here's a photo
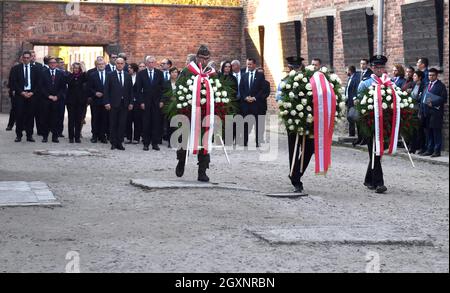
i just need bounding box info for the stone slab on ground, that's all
[0,181,60,207]
[33,149,104,157]
[266,192,309,199]
[250,225,434,246]
[130,179,258,192]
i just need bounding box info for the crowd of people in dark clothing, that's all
[344,57,447,157]
[6,50,271,151]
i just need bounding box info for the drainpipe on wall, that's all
[377,0,384,55]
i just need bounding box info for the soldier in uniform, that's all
[175,45,213,182]
[357,55,389,194]
[278,57,315,193]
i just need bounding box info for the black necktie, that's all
[250,72,254,89]
[165,71,169,81]
[118,72,123,87]
[149,70,153,84]
[24,65,29,87]
[51,70,55,84]
[100,71,104,85]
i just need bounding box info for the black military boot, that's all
[176,149,187,178]
[197,153,210,182]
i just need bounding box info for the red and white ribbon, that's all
[310,71,336,174]
[371,73,400,156]
[187,61,215,155]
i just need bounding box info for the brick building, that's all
[0,0,448,147]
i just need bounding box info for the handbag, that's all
[347,107,359,123]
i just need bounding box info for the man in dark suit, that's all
[360,59,373,82]
[136,55,165,151]
[344,66,361,138]
[239,58,266,147]
[55,57,68,138]
[104,57,134,151]
[420,68,448,157]
[88,59,109,144]
[417,57,430,86]
[105,53,118,73]
[9,51,41,142]
[40,57,67,143]
[256,67,270,144]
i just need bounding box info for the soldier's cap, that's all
[286,56,304,66]
[369,55,388,66]
[197,45,211,57]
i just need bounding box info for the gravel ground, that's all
[0,113,448,273]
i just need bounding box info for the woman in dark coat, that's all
[66,62,88,143]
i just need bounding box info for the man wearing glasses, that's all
[106,53,118,73]
[9,51,41,142]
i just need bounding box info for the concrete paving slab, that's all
[266,192,309,199]
[130,179,258,192]
[250,225,434,246]
[33,149,104,157]
[0,181,60,207]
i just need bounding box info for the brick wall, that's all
[242,0,449,148]
[0,1,243,112]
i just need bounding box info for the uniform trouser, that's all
[41,99,59,139]
[176,149,210,169]
[7,95,16,128]
[109,104,128,146]
[126,107,143,142]
[365,137,384,187]
[143,105,161,147]
[66,103,85,140]
[15,94,35,138]
[91,103,108,140]
[288,133,315,187]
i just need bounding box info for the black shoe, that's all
[52,138,60,143]
[198,172,210,183]
[6,126,13,131]
[176,161,185,178]
[117,144,125,151]
[69,139,74,143]
[168,144,172,149]
[352,139,362,147]
[125,140,132,145]
[15,137,22,142]
[152,145,160,151]
[293,184,303,193]
[143,146,150,151]
[132,140,140,145]
[431,152,441,158]
[364,182,376,190]
[75,139,81,143]
[376,185,387,194]
[359,140,368,146]
[100,139,108,144]
[42,137,48,143]
[417,150,426,155]
[111,145,116,150]
[421,152,433,157]
[59,134,65,138]
[27,137,35,142]
[91,137,98,143]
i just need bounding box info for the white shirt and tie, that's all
[23,64,31,90]
[163,71,170,81]
[116,70,124,87]
[147,69,154,83]
[110,64,116,72]
[248,70,255,89]
[98,70,106,85]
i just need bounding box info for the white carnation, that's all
[297,74,304,79]
[200,99,206,105]
[409,104,414,109]
[215,92,222,97]
[320,67,328,73]
[186,94,192,100]
[222,91,228,97]
[290,110,297,116]
[305,83,312,91]
[176,104,182,109]
[189,86,194,91]
[178,96,185,101]
[301,99,308,106]
[306,106,312,112]
[306,65,315,71]
[201,90,207,95]
[289,92,296,98]
[188,100,192,105]
[386,96,392,102]
[177,91,182,95]
[368,105,374,110]
[296,104,303,111]
[294,76,300,82]
[280,82,286,89]
[215,98,221,103]
[382,103,388,110]
[299,91,305,97]
[295,119,300,125]
[183,88,188,93]
[289,125,295,131]
[183,102,188,107]
[286,84,292,90]
[293,82,300,88]
[187,80,193,86]
[330,74,338,82]
[288,119,293,124]
[367,98,374,104]
[339,102,346,110]
[307,91,313,96]
[299,112,304,118]
[302,78,308,83]
[361,109,366,114]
